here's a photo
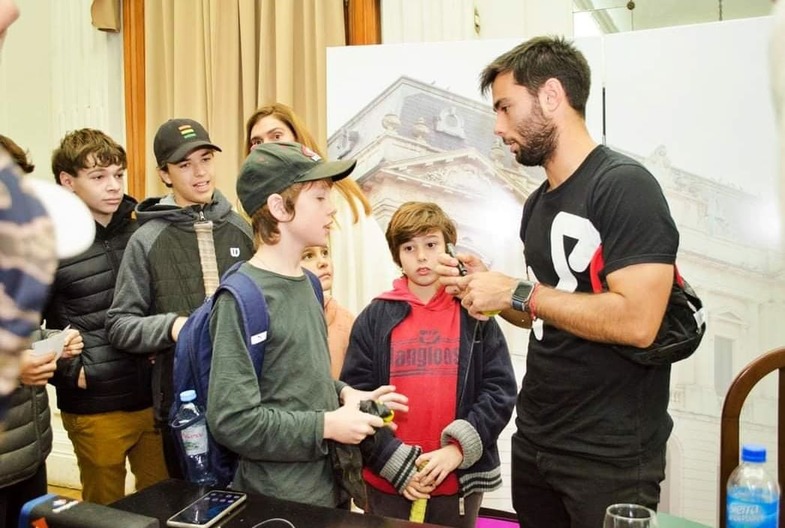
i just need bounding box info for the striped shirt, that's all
[0,150,56,395]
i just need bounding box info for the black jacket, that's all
[0,383,51,488]
[44,196,153,414]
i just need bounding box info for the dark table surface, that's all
[112,479,446,528]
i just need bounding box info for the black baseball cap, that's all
[153,118,221,168]
[237,142,356,217]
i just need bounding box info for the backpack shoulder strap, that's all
[303,268,324,308]
[217,269,269,379]
[211,267,321,381]
[589,247,684,294]
[588,245,606,293]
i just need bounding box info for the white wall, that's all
[0,0,125,490]
[0,0,125,183]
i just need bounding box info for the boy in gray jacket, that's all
[106,118,254,478]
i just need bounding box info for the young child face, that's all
[160,148,217,207]
[59,156,124,226]
[287,180,336,249]
[300,245,333,292]
[398,229,446,294]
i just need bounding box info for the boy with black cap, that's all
[206,142,408,507]
[106,118,254,478]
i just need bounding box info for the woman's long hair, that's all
[244,103,372,223]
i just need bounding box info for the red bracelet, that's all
[529,283,540,321]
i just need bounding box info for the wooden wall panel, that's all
[345,0,381,45]
[123,0,146,201]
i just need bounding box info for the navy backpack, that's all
[170,262,323,487]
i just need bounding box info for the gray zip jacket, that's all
[106,190,253,422]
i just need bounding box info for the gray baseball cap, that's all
[237,142,356,217]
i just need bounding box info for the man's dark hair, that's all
[479,36,591,118]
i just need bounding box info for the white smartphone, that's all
[166,490,247,528]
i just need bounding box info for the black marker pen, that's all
[446,243,467,276]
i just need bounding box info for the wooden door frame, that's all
[345,0,382,45]
[122,0,381,198]
[122,0,146,201]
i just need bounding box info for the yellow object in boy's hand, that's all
[410,497,427,523]
[380,404,394,424]
[482,310,501,317]
[359,400,394,424]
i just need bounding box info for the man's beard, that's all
[514,103,557,167]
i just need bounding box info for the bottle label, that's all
[181,424,208,456]
[727,497,779,527]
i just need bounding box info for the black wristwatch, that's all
[511,280,535,313]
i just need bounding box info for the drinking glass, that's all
[603,503,659,528]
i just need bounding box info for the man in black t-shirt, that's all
[437,36,679,528]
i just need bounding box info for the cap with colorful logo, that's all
[237,142,356,218]
[153,118,222,168]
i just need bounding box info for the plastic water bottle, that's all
[174,390,217,486]
[727,444,780,527]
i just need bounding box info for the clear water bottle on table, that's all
[727,444,780,527]
[174,389,217,486]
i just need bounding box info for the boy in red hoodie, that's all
[340,201,517,528]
